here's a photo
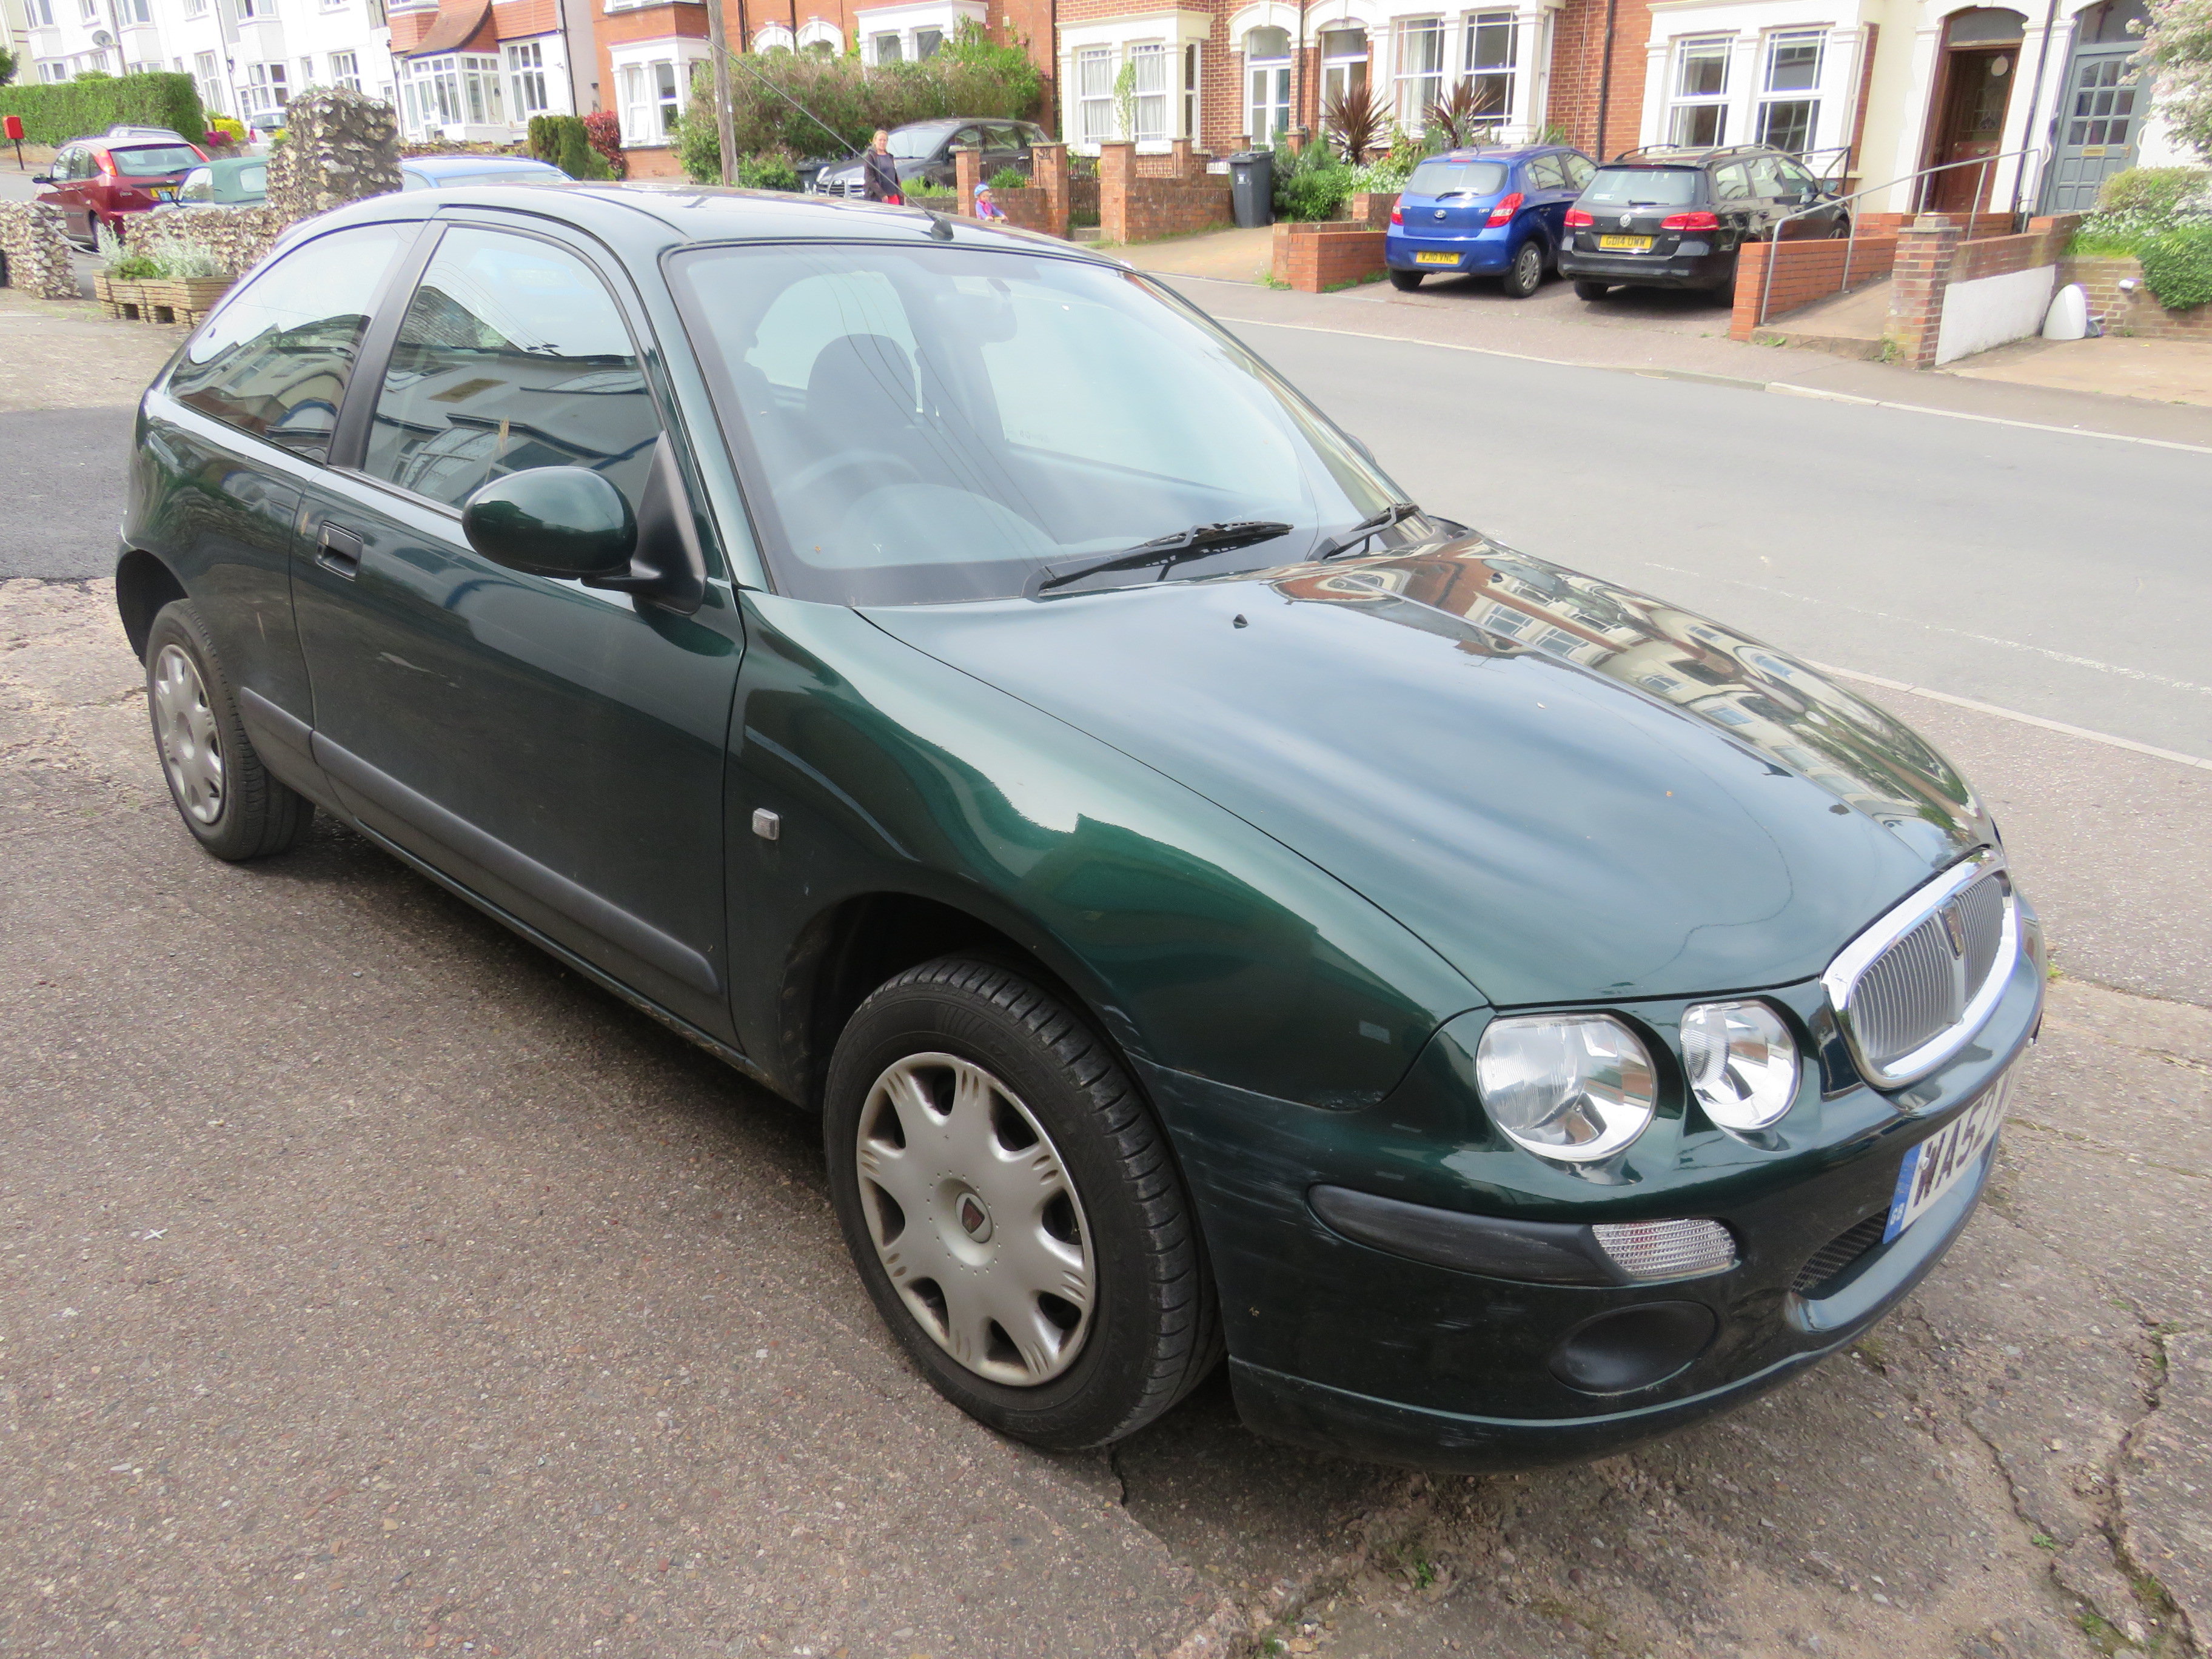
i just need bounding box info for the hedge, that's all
[2139,224,2212,310]
[0,72,205,148]
[527,113,612,181]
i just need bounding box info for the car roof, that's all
[403,154,565,176]
[1432,144,1575,162]
[1603,144,1784,167]
[299,181,1118,267]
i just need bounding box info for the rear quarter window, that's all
[1578,167,1701,207]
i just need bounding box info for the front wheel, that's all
[1388,268,1424,291]
[1501,239,1546,299]
[1574,279,1612,302]
[824,956,1221,1449]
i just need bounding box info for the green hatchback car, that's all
[118,183,2043,1469]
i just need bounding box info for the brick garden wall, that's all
[1272,221,1387,291]
[1097,141,1232,244]
[2062,254,2212,340]
[1729,233,1900,341]
[1883,213,2082,368]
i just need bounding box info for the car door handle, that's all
[316,521,364,578]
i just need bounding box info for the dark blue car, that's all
[1386,144,1596,297]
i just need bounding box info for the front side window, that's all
[1756,30,1823,153]
[670,244,1404,607]
[1669,37,1731,145]
[1463,12,1515,120]
[1131,42,1168,142]
[1247,26,1292,142]
[365,229,661,514]
[170,224,411,460]
[1392,18,1445,129]
[1076,47,1114,144]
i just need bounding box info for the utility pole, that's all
[704,0,737,185]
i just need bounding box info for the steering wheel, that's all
[785,447,925,498]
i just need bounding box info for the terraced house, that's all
[384,0,595,142]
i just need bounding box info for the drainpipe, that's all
[2010,0,2062,221]
[1296,0,1309,140]
[1592,0,1618,159]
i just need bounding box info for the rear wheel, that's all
[144,600,313,862]
[824,956,1221,1449]
[1388,269,1424,291]
[1574,279,1612,301]
[1501,239,1546,299]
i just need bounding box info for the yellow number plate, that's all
[1413,251,1460,266]
[1597,235,1654,252]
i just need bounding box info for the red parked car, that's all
[35,135,210,246]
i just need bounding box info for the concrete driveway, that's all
[1,283,2206,1659]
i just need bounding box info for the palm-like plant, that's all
[1423,79,1505,150]
[1323,84,1389,164]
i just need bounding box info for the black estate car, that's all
[811,118,1051,198]
[1560,144,1849,300]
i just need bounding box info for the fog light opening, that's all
[1592,1218,1737,1282]
[1549,1301,1718,1395]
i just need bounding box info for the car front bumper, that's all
[1384,227,1515,274]
[1557,242,1737,289]
[1139,922,2044,1472]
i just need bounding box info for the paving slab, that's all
[1952,335,2212,409]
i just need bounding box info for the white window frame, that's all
[1318,25,1368,108]
[1182,41,1201,139]
[914,25,943,57]
[1391,16,1446,131]
[609,42,707,145]
[244,61,289,115]
[330,49,362,92]
[1754,28,1825,154]
[1461,10,1516,124]
[752,22,795,50]
[25,0,53,25]
[872,31,903,62]
[796,19,843,54]
[506,39,550,116]
[1130,41,1169,144]
[1076,45,1114,146]
[1246,25,1292,144]
[1668,35,1731,146]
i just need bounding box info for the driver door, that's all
[291,218,747,1040]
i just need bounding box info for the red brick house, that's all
[389,0,600,142]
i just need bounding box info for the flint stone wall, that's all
[0,200,79,300]
[266,87,402,221]
[130,206,293,278]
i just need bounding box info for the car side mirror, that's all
[461,467,635,581]
[30,171,53,184]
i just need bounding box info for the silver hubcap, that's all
[152,643,224,825]
[1517,246,1540,280]
[856,1053,1094,1387]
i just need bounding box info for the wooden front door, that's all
[1931,48,2018,212]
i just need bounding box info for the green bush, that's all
[528,113,609,180]
[2138,223,2212,309]
[737,151,800,190]
[0,70,204,147]
[1271,141,1353,221]
[989,164,1027,190]
[2095,166,2211,218]
[679,22,1041,169]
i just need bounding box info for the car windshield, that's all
[1579,166,1699,207]
[1406,160,1508,198]
[886,127,952,159]
[112,144,202,175]
[671,243,1406,606]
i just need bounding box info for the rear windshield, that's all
[1406,159,1509,198]
[1578,167,1700,207]
[887,127,953,159]
[112,144,202,175]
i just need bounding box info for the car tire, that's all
[1501,240,1546,299]
[144,600,313,862]
[1388,269,1424,291]
[1574,280,1612,301]
[824,954,1222,1450]
[1829,218,1854,239]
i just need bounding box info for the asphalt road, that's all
[2,282,2208,1659]
[1200,306,2212,764]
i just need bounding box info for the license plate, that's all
[1883,1072,2012,1242]
[150,186,175,201]
[1414,251,1460,266]
[1597,234,1652,252]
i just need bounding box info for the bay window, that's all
[1246,25,1291,144]
[1392,17,1445,130]
[1131,42,1168,144]
[617,58,688,144]
[1463,12,1515,121]
[506,40,551,118]
[1076,45,1114,145]
[1755,30,1823,153]
[1667,36,1731,146]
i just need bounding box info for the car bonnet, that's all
[863,539,1991,1008]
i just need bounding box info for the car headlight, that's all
[1680,999,1799,1131]
[1474,1013,1657,1162]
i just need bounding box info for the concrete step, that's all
[1753,275,1893,360]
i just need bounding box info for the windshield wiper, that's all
[1028,521,1295,598]
[1312,503,1422,561]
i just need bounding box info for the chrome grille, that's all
[1823,853,2019,1090]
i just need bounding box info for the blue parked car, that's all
[1386,144,1596,297]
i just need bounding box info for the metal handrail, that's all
[1754,145,2048,329]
